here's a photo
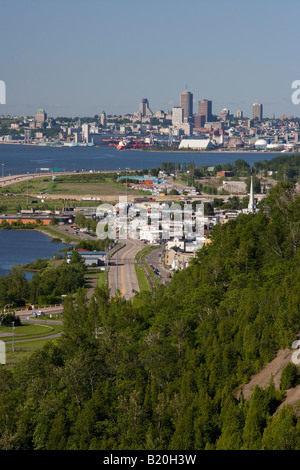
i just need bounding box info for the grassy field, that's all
[5,337,61,365]
[97,271,106,287]
[0,322,63,364]
[0,323,63,342]
[0,175,149,197]
[0,322,64,365]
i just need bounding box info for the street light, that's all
[12,321,15,353]
[125,167,130,199]
[1,163,4,178]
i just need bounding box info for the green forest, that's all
[1,182,300,450]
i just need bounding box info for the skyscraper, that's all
[180,91,193,121]
[172,107,184,126]
[253,102,263,120]
[194,114,206,129]
[198,100,212,124]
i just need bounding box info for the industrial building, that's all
[67,249,107,267]
[178,138,215,150]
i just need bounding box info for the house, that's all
[165,247,196,271]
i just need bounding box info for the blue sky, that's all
[1,0,300,118]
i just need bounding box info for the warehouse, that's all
[178,138,215,150]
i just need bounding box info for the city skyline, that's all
[1,0,300,118]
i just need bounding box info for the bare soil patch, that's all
[240,349,292,400]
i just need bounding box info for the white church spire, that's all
[248,176,256,213]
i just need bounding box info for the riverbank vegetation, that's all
[0,251,86,309]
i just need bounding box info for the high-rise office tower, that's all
[253,102,263,120]
[180,91,193,121]
[172,107,184,126]
[198,100,212,124]
[194,114,206,129]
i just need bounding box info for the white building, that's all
[178,138,215,150]
[82,123,90,143]
[254,139,267,150]
[172,107,184,126]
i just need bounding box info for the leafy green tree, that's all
[69,250,86,272]
[74,212,86,227]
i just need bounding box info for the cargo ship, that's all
[116,138,149,150]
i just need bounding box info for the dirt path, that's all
[86,275,98,298]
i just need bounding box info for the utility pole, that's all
[116,238,119,292]
[125,167,130,199]
[105,251,108,286]
[12,321,15,353]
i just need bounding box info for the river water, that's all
[0,143,282,175]
[0,229,69,279]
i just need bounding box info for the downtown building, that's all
[180,91,193,122]
[172,106,184,126]
[198,99,212,124]
[253,102,263,120]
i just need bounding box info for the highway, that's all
[144,243,171,285]
[108,239,145,299]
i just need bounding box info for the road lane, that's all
[108,239,144,299]
[145,243,170,285]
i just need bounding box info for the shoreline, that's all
[0,226,77,245]
[34,227,77,245]
[0,141,290,155]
